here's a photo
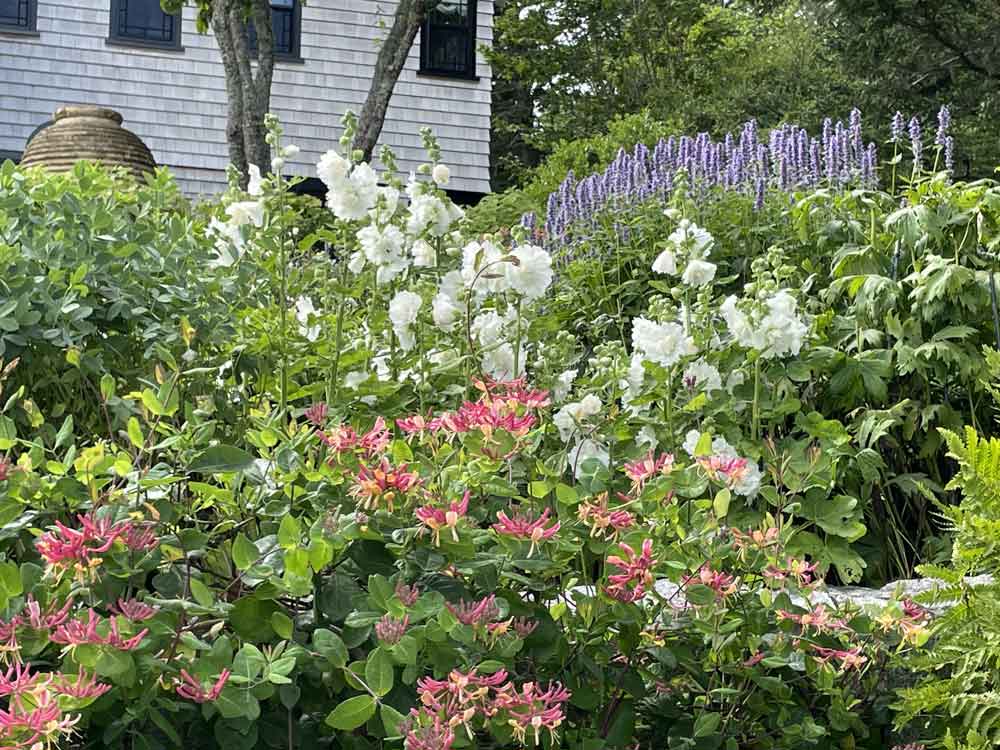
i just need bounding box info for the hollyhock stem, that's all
[513,298,523,378]
[752,357,761,442]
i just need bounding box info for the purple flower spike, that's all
[935,105,951,146]
[891,111,905,143]
[909,116,923,168]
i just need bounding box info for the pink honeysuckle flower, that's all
[446,595,500,627]
[318,423,359,453]
[776,605,848,634]
[474,377,551,410]
[176,668,231,703]
[35,513,129,580]
[491,680,571,745]
[375,614,410,645]
[112,598,159,622]
[349,458,422,512]
[0,689,80,747]
[415,491,470,546]
[605,539,657,603]
[0,620,20,665]
[577,494,635,539]
[359,416,391,456]
[402,711,456,750]
[0,663,47,697]
[730,526,780,551]
[121,522,159,552]
[50,609,147,651]
[0,457,12,482]
[513,617,538,638]
[696,454,753,490]
[397,414,431,435]
[22,595,73,631]
[811,645,867,671]
[492,508,560,556]
[684,564,737,599]
[52,669,112,699]
[304,402,328,426]
[395,581,421,607]
[623,452,675,490]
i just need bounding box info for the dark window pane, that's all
[423,0,474,76]
[248,0,297,57]
[0,0,31,28]
[116,0,175,43]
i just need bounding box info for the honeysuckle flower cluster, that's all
[35,513,159,582]
[683,431,763,497]
[605,539,657,603]
[415,491,470,545]
[493,508,561,556]
[175,669,231,704]
[405,667,570,749]
[623,451,675,491]
[577,493,636,538]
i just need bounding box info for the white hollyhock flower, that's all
[247,164,263,196]
[432,163,451,186]
[344,370,367,390]
[553,394,602,441]
[631,317,697,368]
[439,270,464,301]
[552,369,577,403]
[505,244,553,301]
[432,292,462,331]
[760,291,808,358]
[371,186,400,221]
[226,200,264,228]
[733,461,762,497]
[569,439,609,479]
[637,425,658,451]
[461,240,507,295]
[359,225,405,266]
[682,259,717,287]
[326,162,379,222]
[652,248,677,275]
[481,342,524,380]
[720,296,766,351]
[668,219,714,256]
[683,360,722,392]
[317,150,350,185]
[282,144,300,159]
[412,239,436,267]
[389,290,422,352]
[682,429,701,457]
[407,194,456,237]
[348,251,366,275]
[295,297,321,342]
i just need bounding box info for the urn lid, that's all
[20,105,156,178]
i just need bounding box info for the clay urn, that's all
[20,105,156,178]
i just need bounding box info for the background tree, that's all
[165,0,439,184]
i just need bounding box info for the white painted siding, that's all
[0,0,493,196]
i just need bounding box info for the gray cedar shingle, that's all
[1,0,493,194]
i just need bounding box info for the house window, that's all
[248,0,302,61]
[0,0,36,32]
[109,0,181,48]
[420,0,477,79]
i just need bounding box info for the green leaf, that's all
[232,534,258,571]
[127,417,144,449]
[380,703,408,736]
[277,515,301,549]
[313,629,348,668]
[713,489,731,519]
[365,646,394,697]
[325,695,376,730]
[189,445,255,474]
[271,611,294,639]
[233,644,267,681]
[54,416,74,449]
[694,712,722,737]
[188,577,214,608]
[100,374,116,401]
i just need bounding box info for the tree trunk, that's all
[353,0,437,162]
[209,0,275,187]
[210,0,248,179]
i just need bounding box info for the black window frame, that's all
[419,0,478,80]
[107,0,182,50]
[247,0,303,63]
[0,0,37,33]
